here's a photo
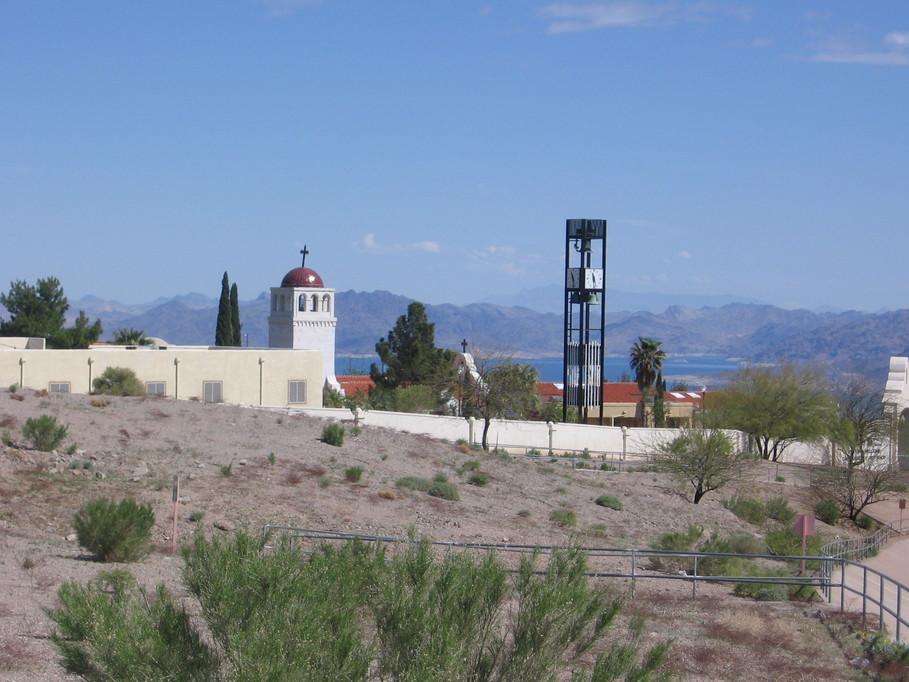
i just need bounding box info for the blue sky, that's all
[2,1,907,312]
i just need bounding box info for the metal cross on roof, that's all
[300,245,309,267]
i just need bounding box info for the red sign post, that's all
[794,514,815,575]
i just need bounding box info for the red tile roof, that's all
[337,375,374,396]
[535,381,704,406]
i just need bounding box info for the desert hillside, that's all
[0,389,872,680]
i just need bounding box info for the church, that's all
[0,258,340,407]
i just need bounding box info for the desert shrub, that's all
[220,463,233,477]
[188,510,205,523]
[764,526,824,570]
[345,466,364,483]
[468,472,490,487]
[396,476,432,492]
[50,533,669,681]
[549,509,577,528]
[765,496,795,524]
[814,499,840,526]
[594,494,623,511]
[461,459,481,472]
[432,472,449,483]
[427,481,460,501]
[753,585,788,602]
[22,414,68,451]
[722,494,766,525]
[648,524,704,572]
[856,514,876,530]
[517,509,531,518]
[8,384,17,393]
[92,367,146,396]
[73,497,155,563]
[321,423,345,446]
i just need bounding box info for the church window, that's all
[311,294,318,310]
[203,381,223,403]
[49,382,70,394]
[298,295,307,312]
[322,294,331,312]
[146,381,166,396]
[288,380,307,404]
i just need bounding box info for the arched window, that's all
[311,294,319,310]
[298,295,307,312]
[322,294,331,312]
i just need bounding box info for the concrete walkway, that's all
[833,498,909,641]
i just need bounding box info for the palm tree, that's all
[112,327,152,346]
[629,337,666,392]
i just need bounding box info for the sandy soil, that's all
[0,389,868,680]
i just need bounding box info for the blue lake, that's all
[336,355,742,387]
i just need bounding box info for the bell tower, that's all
[268,247,340,392]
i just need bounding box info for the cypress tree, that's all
[215,272,233,346]
[229,282,242,346]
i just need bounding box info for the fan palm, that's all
[629,337,666,391]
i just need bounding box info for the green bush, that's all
[427,481,460,501]
[461,459,481,472]
[765,496,795,524]
[345,466,364,483]
[73,497,155,563]
[814,499,840,526]
[856,514,876,530]
[549,509,577,528]
[50,533,669,681]
[753,585,788,602]
[594,494,623,511]
[321,423,345,446]
[432,472,449,483]
[396,476,432,492]
[468,472,490,487]
[722,494,766,525]
[92,367,146,396]
[22,414,68,451]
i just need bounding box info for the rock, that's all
[213,520,234,532]
[94,471,106,480]
[849,657,870,670]
[65,533,77,542]
[188,472,197,480]
[179,496,192,504]
[131,461,149,477]
[238,459,247,466]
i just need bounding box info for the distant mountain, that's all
[9,291,908,384]
[481,285,767,315]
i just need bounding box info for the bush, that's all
[396,476,432,492]
[73,497,155,562]
[321,423,345,446]
[594,494,623,511]
[345,466,364,483]
[22,414,68,451]
[92,367,146,396]
[765,496,795,524]
[427,481,460,501]
[722,494,766,525]
[467,472,490,487]
[50,533,669,681]
[814,499,840,526]
[549,509,577,528]
[461,459,481,472]
[856,514,876,530]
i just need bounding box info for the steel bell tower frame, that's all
[562,219,607,423]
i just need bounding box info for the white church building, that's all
[0,259,339,408]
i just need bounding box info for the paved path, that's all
[833,498,909,640]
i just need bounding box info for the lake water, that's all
[336,355,742,388]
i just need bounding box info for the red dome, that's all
[281,267,324,288]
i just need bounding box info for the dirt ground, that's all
[0,389,872,680]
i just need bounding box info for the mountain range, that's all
[30,290,909,384]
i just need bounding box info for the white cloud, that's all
[355,233,441,254]
[540,1,750,34]
[677,250,693,259]
[810,30,909,66]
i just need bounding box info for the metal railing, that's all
[262,525,909,640]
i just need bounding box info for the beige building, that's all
[0,260,336,408]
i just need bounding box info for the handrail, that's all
[262,525,909,640]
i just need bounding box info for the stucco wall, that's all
[0,346,323,407]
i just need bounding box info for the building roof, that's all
[281,267,324,288]
[535,381,705,405]
[337,375,375,396]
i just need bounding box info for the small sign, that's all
[900,498,906,511]
[794,514,815,537]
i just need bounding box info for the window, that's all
[203,381,223,403]
[322,294,331,312]
[146,381,166,396]
[288,380,307,404]
[298,295,307,311]
[49,382,70,394]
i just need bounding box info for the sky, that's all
[2,1,908,313]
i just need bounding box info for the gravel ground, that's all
[0,389,862,680]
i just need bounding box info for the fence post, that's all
[692,555,698,598]
[880,572,886,632]
[631,549,637,596]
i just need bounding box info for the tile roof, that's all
[337,375,375,396]
[535,381,705,405]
